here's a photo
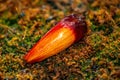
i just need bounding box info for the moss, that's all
[0,0,120,79]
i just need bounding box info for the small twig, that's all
[0,23,15,34]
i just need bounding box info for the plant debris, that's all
[0,0,120,79]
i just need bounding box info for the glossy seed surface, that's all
[24,14,87,63]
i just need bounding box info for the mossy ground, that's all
[0,0,120,80]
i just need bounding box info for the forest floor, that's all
[0,0,120,80]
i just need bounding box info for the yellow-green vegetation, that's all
[0,0,120,80]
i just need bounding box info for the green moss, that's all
[0,0,120,79]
